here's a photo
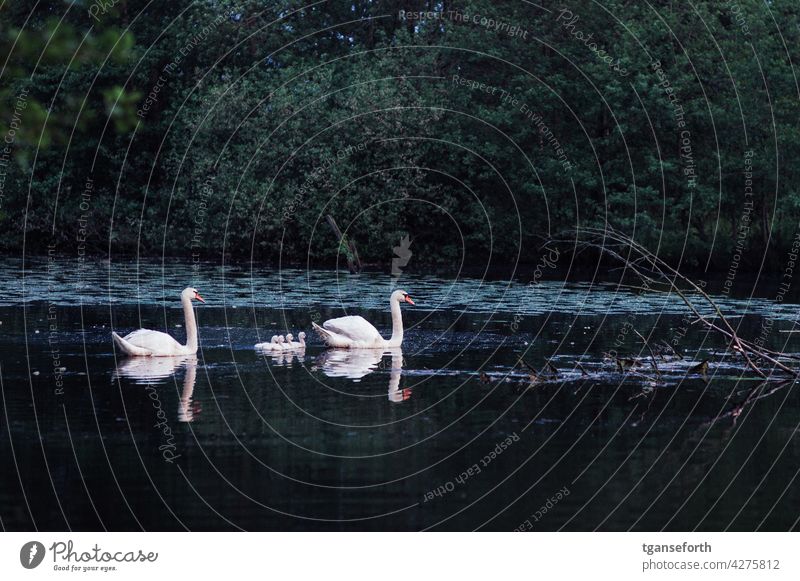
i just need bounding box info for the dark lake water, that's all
[1,257,799,531]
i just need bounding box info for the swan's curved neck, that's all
[387,297,404,347]
[182,295,198,351]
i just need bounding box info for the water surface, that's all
[1,257,799,531]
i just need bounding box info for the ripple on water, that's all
[6,257,800,322]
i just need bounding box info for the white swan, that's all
[285,332,306,349]
[112,288,205,357]
[255,335,281,351]
[312,289,414,349]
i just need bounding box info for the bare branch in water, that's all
[633,328,661,376]
[561,227,798,379]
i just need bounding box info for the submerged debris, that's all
[655,339,683,360]
[616,357,642,372]
[689,359,710,383]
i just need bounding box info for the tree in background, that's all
[1,0,798,274]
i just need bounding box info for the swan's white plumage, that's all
[324,316,383,344]
[256,332,306,351]
[112,287,204,357]
[285,333,306,349]
[113,329,186,356]
[313,289,414,349]
[255,335,281,350]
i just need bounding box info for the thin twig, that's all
[562,227,797,379]
[632,328,661,376]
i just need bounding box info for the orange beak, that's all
[404,295,415,305]
[195,293,206,303]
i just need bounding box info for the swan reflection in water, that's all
[314,348,410,402]
[113,355,200,422]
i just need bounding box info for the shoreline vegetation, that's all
[1,2,799,270]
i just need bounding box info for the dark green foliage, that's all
[1,0,798,271]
